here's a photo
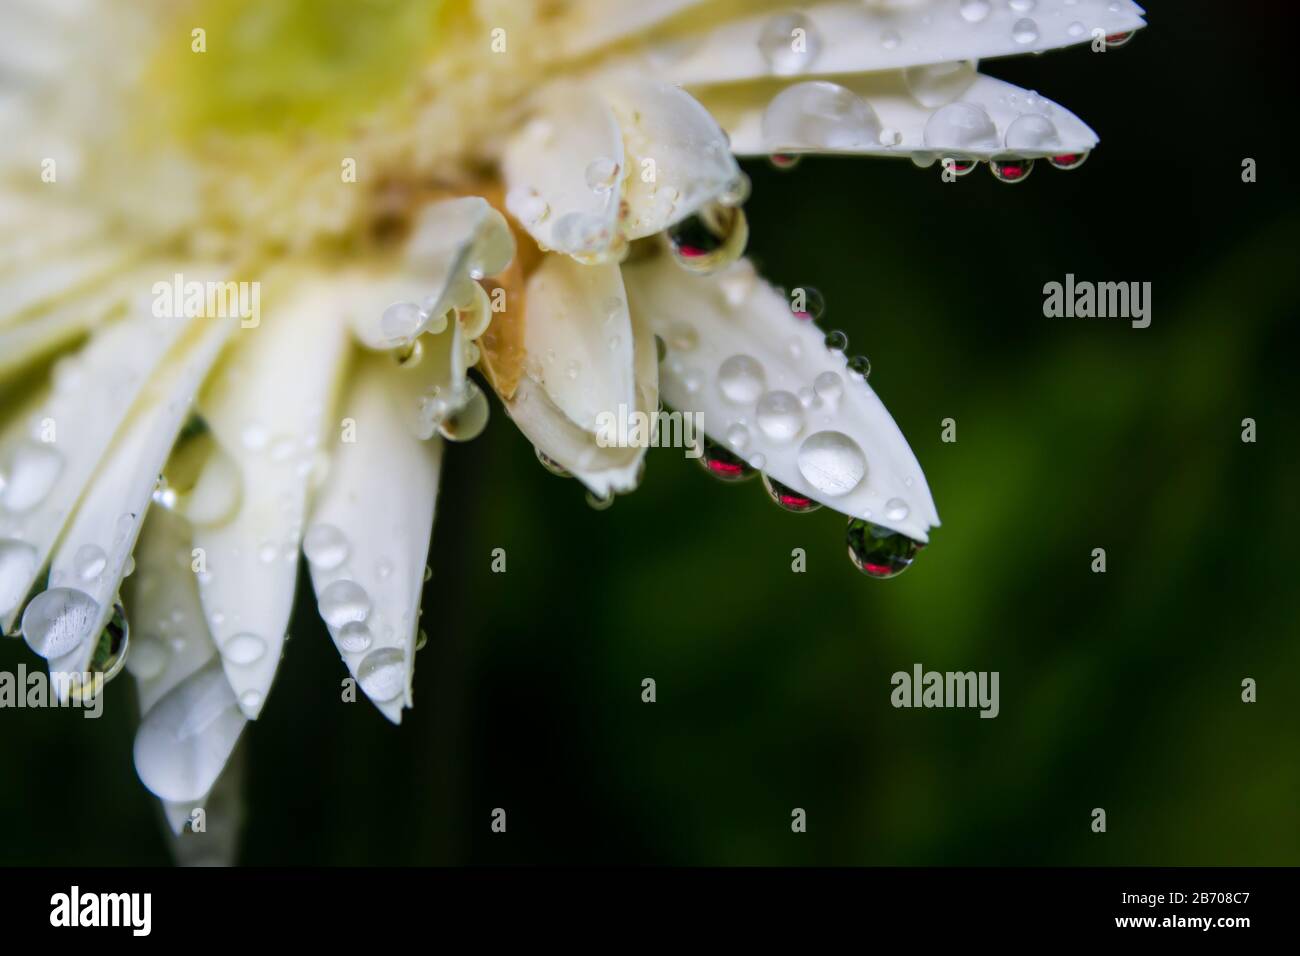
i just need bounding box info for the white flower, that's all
[0,0,1145,860]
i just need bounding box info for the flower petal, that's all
[305,351,443,723]
[193,273,351,719]
[624,252,939,542]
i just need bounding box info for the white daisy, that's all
[0,0,1145,860]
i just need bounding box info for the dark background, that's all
[2,1,1296,865]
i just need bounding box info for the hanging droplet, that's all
[303,523,349,570]
[585,490,615,511]
[1,441,64,513]
[1048,151,1089,171]
[717,354,767,404]
[797,431,866,497]
[942,157,977,177]
[990,157,1035,183]
[697,438,756,482]
[757,11,822,76]
[318,580,370,628]
[789,286,825,322]
[380,301,425,344]
[719,173,751,207]
[846,519,923,578]
[438,381,490,442]
[761,474,821,513]
[535,447,571,477]
[415,629,428,652]
[667,205,748,275]
[73,603,130,699]
[357,647,407,703]
[1104,31,1134,48]
[847,354,872,379]
[21,587,100,660]
[824,330,849,353]
[768,153,802,171]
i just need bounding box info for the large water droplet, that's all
[303,523,348,570]
[667,205,747,275]
[904,61,977,109]
[438,381,490,442]
[0,538,38,617]
[762,81,881,151]
[357,646,407,703]
[1,441,64,513]
[755,390,805,443]
[1004,113,1059,152]
[959,0,991,23]
[717,354,766,404]
[21,587,99,660]
[990,156,1035,183]
[338,621,372,654]
[697,438,756,482]
[923,102,999,152]
[222,632,266,666]
[758,11,822,76]
[318,580,371,628]
[381,301,425,344]
[761,474,821,513]
[797,431,867,497]
[846,519,923,578]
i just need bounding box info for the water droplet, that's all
[75,603,130,698]
[357,647,407,703]
[20,587,99,660]
[790,286,824,322]
[762,81,881,151]
[1067,20,1086,38]
[1104,31,1134,48]
[507,186,550,226]
[257,541,278,564]
[768,153,802,171]
[0,538,38,617]
[423,565,433,583]
[824,330,849,353]
[959,0,991,23]
[813,371,843,405]
[381,301,425,343]
[719,173,751,207]
[584,157,620,192]
[797,431,867,497]
[880,29,901,49]
[239,689,263,711]
[666,322,699,353]
[726,423,750,451]
[303,524,348,570]
[717,354,766,404]
[415,629,428,652]
[755,391,805,443]
[884,498,911,522]
[923,102,999,151]
[697,438,756,483]
[585,490,615,511]
[1,441,64,513]
[535,447,570,477]
[552,211,608,255]
[222,632,266,665]
[757,11,822,76]
[848,354,872,379]
[905,61,977,109]
[1048,151,1089,171]
[318,580,370,628]
[942,157,978,177]
[438,381,490,442]
[70,543,107,581]
[1011,18,1040,45]
[1009,0,1036,12]
[667,205,747,275]
[338,621,372,654]
[990,157,1035,183]
[846,519,922,578]
[1004,113,1059,152]
[761,474,821,513]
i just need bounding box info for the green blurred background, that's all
[2,1,1296,865]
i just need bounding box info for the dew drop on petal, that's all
[357,647,407,703]
[758,11,822,76]
[21,587,100,660]
[1011,18,1040,45]
[221,632,266,665]
[923,102,999,152]
[885,498,911,522]
[338,621,372,654]
[960,0,991,23]
[438,381,490,442]
[0,441,64,513]
[0,538,38,616]
[381,302,425,343]
[1048,151,1089,171]
[584,157,620,192]
[824,330,849,353]
[762,81,881,151]
[846,519,923,578]
[78,603,130,697]
[726,423,750,451]
[768,153,802,171]
[717,354,766,404]
[755,390,805,443]
[318,580,370,628]
[789,286,824,322]
[904,61,977,109]
[813,371,843,405]
[303,523,348,570]
[1004,113,1059,152]
[761,473,821,513]
[797,431,867,497]
[697,438,756,483]
[848,354,872,379]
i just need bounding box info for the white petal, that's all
[503,83,625,257]
[0,287,211,634]
[162,744,245,865]
[133,659,245,804]
[546,0,710,59]
[39,315,235,687]
[633,0,1147,87]
[600,77,741,239]
[193,274,351,718]
[698,71,1098,161]
[624,253,938,542]
[522,254,636,432]
[0,246,134,329]
[305,351,442,723]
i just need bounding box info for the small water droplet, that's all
[438,381,490,442]
[75,603,130,699]
[318,580,370,628]
[761,474,821,513]
[1011,18,1040,45]
[718,172,751,207]
[697,438,756,483]
[239,689,263,711]
[357,647,407,703]
[222,632,266,665]
[905,61,977,109]
[726,423,750,451]
[885,498,911,522]
[797,431,867,497]
[667,322,699,353]
[381,301,425,343]
[824,330,849,353]
[768,153,802,171]
[959,0,991,23]
[585,490,616,511]
[790,286,825,322]
[72,544,107,581]
[848,354,872,379]
[717,354,766,405]
[846,519,923,578]
[1104,31,1134,48]
[758,11,822,76]
[303,524,348,570]
[338,621,372,654]
[755,391,805,443]
[813,371,843,405]
[415,629,428,652]
[535,447,570,477]
[1048,151,1089,171]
